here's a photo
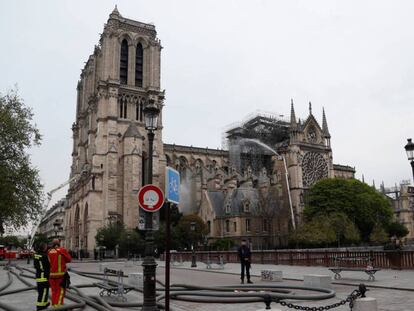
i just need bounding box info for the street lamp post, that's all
[127,233,131,260]
[98,236,104,261]
[190,222,197,268]
[142,101,160,311]
[26,234,31,264]
[404,138,414,182]
[78,220,81,260]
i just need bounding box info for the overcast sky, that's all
[1,0,413,207]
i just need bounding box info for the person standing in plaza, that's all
[238,239,253,284]
[47,239,72,307]
[33,242,50,310]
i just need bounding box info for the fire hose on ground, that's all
[0,264,367,310]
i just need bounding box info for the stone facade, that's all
[38,199,66,241]
[64,8,355,254]
[64,7,165,253]
[383,184,414,243]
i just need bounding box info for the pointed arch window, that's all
[120,39,129,84]
[136,99,144,121]
[119,97,127,119]
[135,102,139,121]
[135,43,143,87]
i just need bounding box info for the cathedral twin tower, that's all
[66,7,166,253]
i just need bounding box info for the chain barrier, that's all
[270,284,367,311]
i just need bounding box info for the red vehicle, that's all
[18,249,33,259]
[0,245,18,260]
[0,245,5,260]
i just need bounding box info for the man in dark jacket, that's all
[34,242,50,310]
[238,239,253,284]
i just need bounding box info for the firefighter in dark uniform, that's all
[238,239,253,284]
[34,242,50,310]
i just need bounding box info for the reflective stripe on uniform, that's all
[36,277,48,282]
[50,272,65,277]
[36,287,48,306]
[57,254,62,275]
[36,301,49,307]
[58,287,65,305]
[42,287,47,303]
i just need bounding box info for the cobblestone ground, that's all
[1,259,413,310]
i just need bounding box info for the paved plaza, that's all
[1,259,414,310]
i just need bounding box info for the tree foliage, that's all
[387,221,409,239]
[155,213,208,251]
[290,212,360,247]
[95,223,144,257]
[95,222,125,250]
[0,235,27,248]
[0,89,43,233]
[304,178,393,241]
[211,238,235,251]
[175,214,208,250]
[369,224,389,244]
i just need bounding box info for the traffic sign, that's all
[138,184,164,212]
[165,166,180,204]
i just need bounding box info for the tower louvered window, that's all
[135,43,143,87]
[119,97,127,119]
[120,40,128,84]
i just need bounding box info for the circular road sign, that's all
[138,184,164,212]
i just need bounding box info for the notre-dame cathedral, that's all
[64,8,355,254]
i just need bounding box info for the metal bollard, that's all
[353,297,378,311]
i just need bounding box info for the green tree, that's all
[211,238,235,251]
[0,235,26,248]
[119,229,144,257]
[369,224,389,244]
[176,214,208,250]
[95,222,124,250]
[0,89,43,233]
[387,221,409,239]
[304,178,393,241]
[290,213,360,247]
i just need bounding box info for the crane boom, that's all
[28,175,79,249]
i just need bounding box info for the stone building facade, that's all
[38,199,66,241]
[64,7,165,252]
[164,106,355,248]
[383,184,414,243]
[64,8,355,254]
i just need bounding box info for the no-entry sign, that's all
[138,184,164,212]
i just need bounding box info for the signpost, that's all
[165,167,180,204]
[165,167,180,311]
[138,184,164,213]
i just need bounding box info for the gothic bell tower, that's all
[286,101,334,224]
[66,7,166,253]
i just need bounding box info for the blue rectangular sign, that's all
[165,166,180,204]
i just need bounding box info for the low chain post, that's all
[275,284,366,311]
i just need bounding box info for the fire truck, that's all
[0,245,18,260]
[0,245,6,260]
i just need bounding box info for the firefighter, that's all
[33,242,50,310]
[48,239,72,307]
